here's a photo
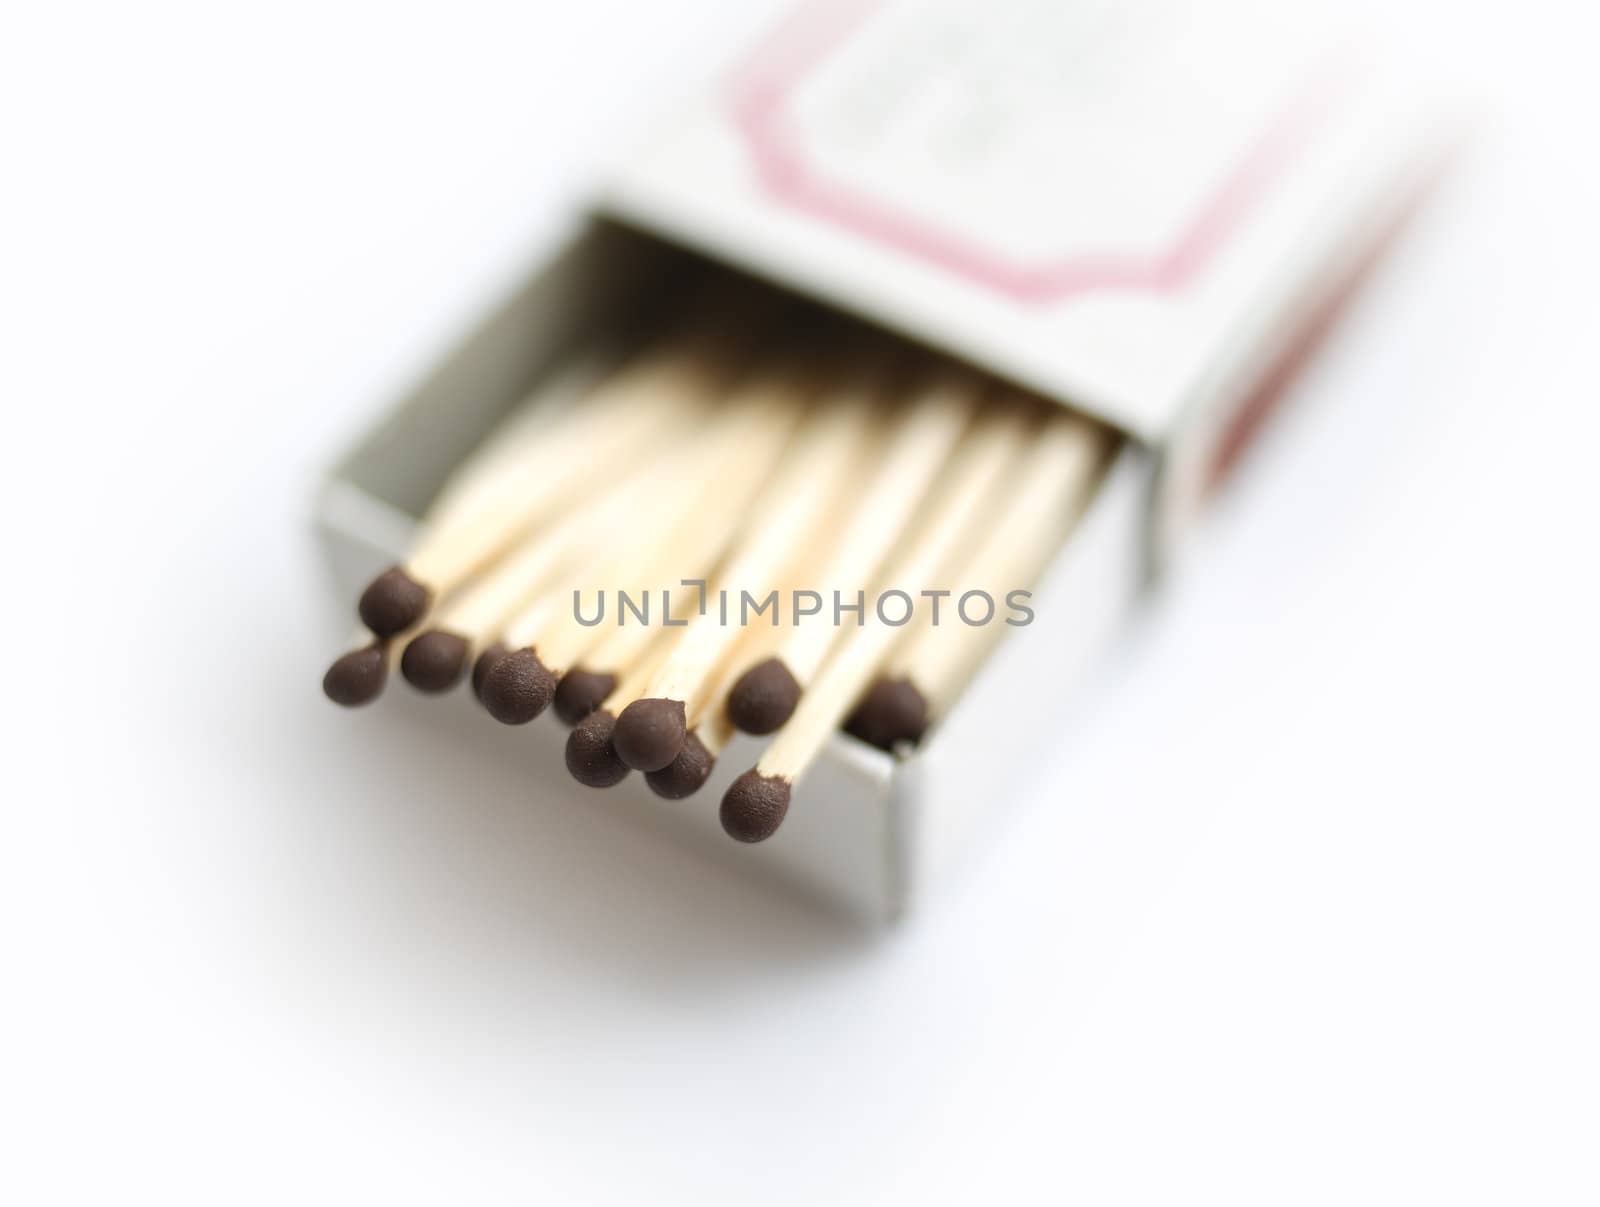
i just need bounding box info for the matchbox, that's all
[315,0,1454,922]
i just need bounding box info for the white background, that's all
[3,1,1597,1203]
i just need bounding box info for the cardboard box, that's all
[317,0,1454,922]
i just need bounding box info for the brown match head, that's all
[720,770,791,843]
[726,657,802,735]
[644,733,715,800]
[358,566,430,637]
[612,697,687,772]
[471,642,509,702]
[552,668,618,727]
[322,643,387,707]
[564,709,629,788]
[843,676,929,752]
[399,629,470,693]
[479,647,557,725]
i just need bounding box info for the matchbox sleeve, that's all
[600,0,1450,445]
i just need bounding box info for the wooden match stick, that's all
[724,369,993,735]
[421,347,621,528]
[354,325,762,639]
[321,352,618,705]
[426,281,779,536]
[478,359,813,725]
[468,453,692,721]
[564,637,678,789]
[846,413,1114,751]
[547,343,857,726]
[609,361,901,772]
[396,432,700,694]
[550,606,668,726]
[718,404,1078,843]
[641,647,755,799]
[542,374,840,728]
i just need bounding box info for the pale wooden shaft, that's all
[600,634,679,714]
[689,652,752,757]
[506,366,811,663]
[430,439,686,647]
[752,406,1039,783]
[496,457,690,651]
[407,336,742,587]
[775,372,993,682]
[644,375,887,706]
[422,347,621,528]
[892,416,1111,715]
[579,598,671,675]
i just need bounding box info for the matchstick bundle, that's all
[323,282,1116,844]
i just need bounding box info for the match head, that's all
[843,676,929,752]
[612,697,687,772]
[552,668,617,727]
[322,644,387,707]
[471,642,509,702]
[479,647,557,725]
[565,709,629,788]
[644,733,715,800]
[399,629,470,694]
[720,770,792,843]
[358,566,430,637]
[726,657,802,735]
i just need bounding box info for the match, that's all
[350,320,762,641]
[609,362,897,772]
[565,638,677,789]
[641,621,789,800]
[724,369,991,735]
[316,285,1119,855]
[846,413,1114,751]
[545,347,840,726]
[642,653,748,800]
[321,632,393,708]
[323,337,711,702]
[395,437,696,694]
[719,400,1060,843]
[476,354,814,725]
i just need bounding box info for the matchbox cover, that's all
[314,0,1457,921]
[599,0,1451,445]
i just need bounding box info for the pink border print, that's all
[726,0,1349,306]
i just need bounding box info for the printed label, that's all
[729,0,1341,303]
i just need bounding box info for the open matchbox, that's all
[315,0,1457,923]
